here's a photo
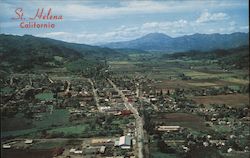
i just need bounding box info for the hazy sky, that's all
[0,0,249,44]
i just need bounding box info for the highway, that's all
[108,79,144,158]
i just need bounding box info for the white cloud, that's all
[142,20,188,30]
[1,0,244,21]
[239,25,249,31]
[36,19,191,44]
[196,10,230,23]
[37,17,248,45]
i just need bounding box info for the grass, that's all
[1,128,39,138]
[48,124,89,134]
[1,113,33,131]
[222,77,249,85]
[1,87,15,94]
[35,92,54,101]
[211,125,231,133]
[1,109,70,138]
[31,140,68,149]
[222,152,250,158]
[65,58,99,72]
[33,109,70,128]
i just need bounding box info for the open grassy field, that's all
[0,87,15,94]
[222,152,250,158]
[33,109,70,128]
[1,113,33,131]
[35,92,55,101]
[222,77,249,85]
[191,94,249,107]
[31,140,68,149]
[211,124,232,133]
[48,124,89,135]
[1,109,70,138]
[149,141,180,158]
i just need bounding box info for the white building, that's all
[24,139,33,144]
[156,126,181,132]
[118,136,132,149]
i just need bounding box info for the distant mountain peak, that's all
[136,33,172,43]
[142,32,172,39]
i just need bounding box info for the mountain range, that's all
[102,32,249,52]
[0,33,248,72]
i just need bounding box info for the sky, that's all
[0,0,249,44]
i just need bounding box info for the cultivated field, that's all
[191,94,249,107]
[152,113,209,132]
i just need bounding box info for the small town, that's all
[0,1,249,158]
[1,67,249,158]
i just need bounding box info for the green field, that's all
[31,140,68,149]
[1,109,70,138]
[48,124,89,135]
[35,92,55,101]
[1,87,15,94]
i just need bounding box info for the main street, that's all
[108,79,144,158]
[88,78,102,112]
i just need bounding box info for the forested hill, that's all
[162,45,249,69]
[0,34,123,58]
[0,34,124,72]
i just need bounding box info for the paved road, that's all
[108,79,144,158]
[88,79,101,112]
[65,80,70,93]
[141,97,158,111]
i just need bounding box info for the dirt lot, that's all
[1,149,54,158]
[152,113,209,131]
[191,94,249,107]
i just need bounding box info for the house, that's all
[118,136,132,149]
[91,138,113,146]
[2,144,11,149]
[100,146,106,154]
[150,98,158,104]
[69,148,83,154]
[24,139,33,144]
[156,126,181,132]
[122,90,133,97]
[121,110,132,116]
